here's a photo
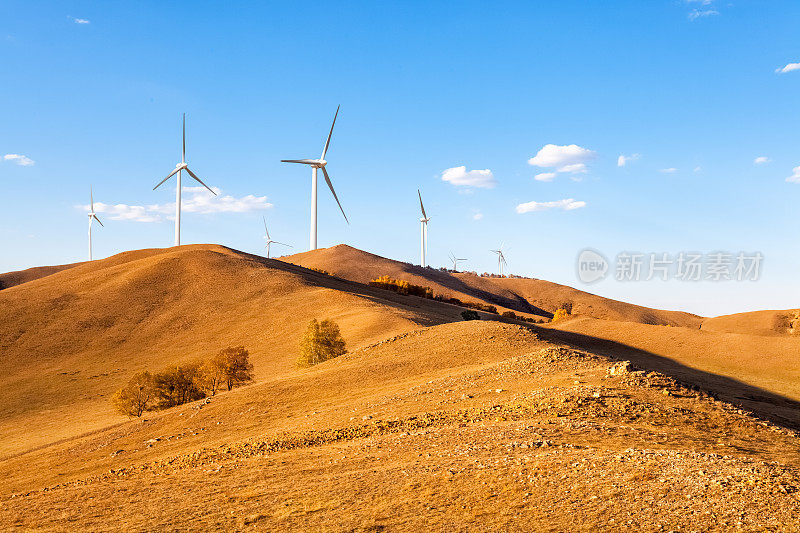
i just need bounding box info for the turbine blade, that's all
[184,167,216,195]
[153,167,180,190]
[182,113,186,162]
[321,105,339,160]
[93,214,104,227]
[273,241,292,247]
[321,166,349,224]
[263,216,270,240]
[90,186,94,211]
[281,159,318,164]
[418,189,427,219]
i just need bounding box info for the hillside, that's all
[285,245,703,327]
[702,309,800,337]
[0,245,470,457]
[542,315,800,428]
[3,320,800,530]
[0,261,81,290]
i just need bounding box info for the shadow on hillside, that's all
[396,263,553,318]
[532,325,800,431]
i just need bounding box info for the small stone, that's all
[362,415,372,421]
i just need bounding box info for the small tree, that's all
[200,352,228,396]
[112,371,155,417]
[153,362,206,409]
[219,346,254,391]
[552,308,570,322]
[297,318,347,367]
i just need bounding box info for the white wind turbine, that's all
[449,252,466,272]
[262,216,292,259]
[87,186,104,261]
[153,113,217,246]
[491,244,508,276]
[418,189,431,267]
[281,106,348,250]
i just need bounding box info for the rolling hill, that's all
[701,309,800,337]
[285,244,703,327]
[2,243,800,530]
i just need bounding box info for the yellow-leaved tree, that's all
[297,318,347,367]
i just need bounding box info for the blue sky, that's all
[1,0,798,316]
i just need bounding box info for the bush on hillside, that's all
[153,362,207,409]
[551,308,571,322]
[112,371,155,417]
[217,346,254,391]
[298,318,347,367]
[369,275,434,299]
[461,310,480,321]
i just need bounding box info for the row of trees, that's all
[112,346,254,417]
[369,274,499,314]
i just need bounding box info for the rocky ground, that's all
[3,335,800,531]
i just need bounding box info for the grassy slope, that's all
[0,245,468,457]
[285,244,703,327]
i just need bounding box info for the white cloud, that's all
[528,144,596,173]
[693,166,702,173]
[688,9,718,21]
[686,0,713,4]
[82,187,272,222]
[3,154,35,166]
[754,156,771,165]
[617,153,641,167]
[472,212,483,220]
[787,166,800,183]
[440,166,496,189]
[660,168,678,174]
[534,172,557,182]
[515,198,586,214]
[776,62,800,74]
[70,16,90,24]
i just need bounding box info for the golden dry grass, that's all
[3,244,800,531]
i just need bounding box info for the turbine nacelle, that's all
[175,162,188,170]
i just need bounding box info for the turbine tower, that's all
[87,186,104,261]
[418,189,430,267]
[153,113,217,246]
[491,245,508,276]
[449,252,466,272]
[281,106,348,250]
[262,216,292,259]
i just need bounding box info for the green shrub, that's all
[461,310,480,321]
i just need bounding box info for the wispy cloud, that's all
[688,9,718,20]
[441,166,496,189]
[754,156,771,165]
[660,168,678,174]
[776,62,800,74]
[534,172,557,182]
[787,166,800,184]
[516,199,586,214]
[3,154,35,166]
[69,16,90,24]
[81,187,272,222]
[617,153,641,167]
[472,212,484,221]
[528,144,596,180]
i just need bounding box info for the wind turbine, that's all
[262,216,292,259]
[281,106,348,250]
[87,186,104,261]
[449,252,466,272]
[491,245,508,276]
[418,189,430,267]
[153,113,217,246]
